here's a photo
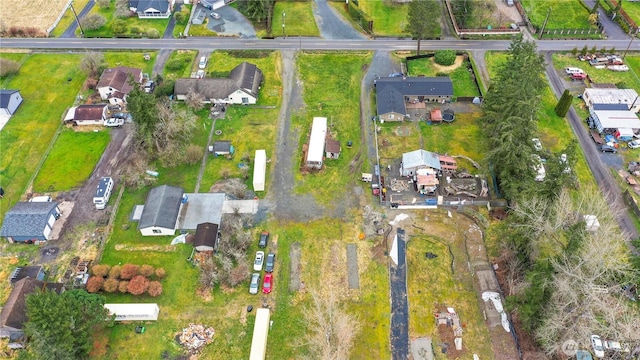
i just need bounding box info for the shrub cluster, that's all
[1,26,48,38]
[434,50,457,66]
[87,263,165,297]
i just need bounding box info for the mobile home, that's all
[249,308,270,360]
[253,150,266,192]
[93,177,114,210]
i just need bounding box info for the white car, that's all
[254,251,265,271]
[628,140,640,149]
[210,12,221,19]
[532,138,542,151]
[560,153,571,174]
[249,273,260,295]
[591,335,605,358]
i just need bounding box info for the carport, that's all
[178,193,225,230]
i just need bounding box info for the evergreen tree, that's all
[406,0,440,55]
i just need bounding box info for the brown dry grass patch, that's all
[0,0,70,32]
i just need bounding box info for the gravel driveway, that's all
[312,0,367,39]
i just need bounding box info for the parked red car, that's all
[262,273,273,294]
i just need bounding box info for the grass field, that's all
[32,129,110,192]
[0,53,86,223]
[50,0,91,37]
[355,0,411,37]
[273,1,320,37]
[520,0,595,29]
[105,52,157,74]
[0,0,69,33]
[163,50,198,80]
[292,51,373,206]
[618,1,640,26]
[83,1,169,38]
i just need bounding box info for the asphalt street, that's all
[390,229,409,360]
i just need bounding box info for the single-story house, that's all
[306,117,327,169]
[210,140,234,156]
[401,149,457,177]
[325,136,341,159]
[375,77,454,122]
[193,222,220,252]
[583,88,640,113]
[174,62,263,105]
[8,265,45,285]
[588,108,640,134]
[0,90,23,116]
[129,0,174,18]
[138,185,184,236]
[0,202,61,243]
[0,278,64,340]
[104,303,160,321]
[64,104,108,126]
[97,66,144,105]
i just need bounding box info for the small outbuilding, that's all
[64,104,108,126]
[104,303,160,321]
[253,150,266,192]
[0,90,23,116]
[138,185,184,236]
[401,149,442,177]
[193,222,220,252]
[325,136,341,159]
[211,140,234,156]
[306,117,327,169]
[0,202,61,243]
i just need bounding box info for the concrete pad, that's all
[178,193,225,230]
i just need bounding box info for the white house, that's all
[104,303,160,321]
[64,104,108,126]
[253,150,266,192]
[97,67,144,105]
[0,90,23,116]
[137,185,184,236]
[128,0,174,19]
[306,117,327,169]
[174,62,263,104]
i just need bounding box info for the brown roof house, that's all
[64,104,108,126]
[97,67,144,105]
[0,278,64,340]
[193,222,220,252]
[174,62,263,105]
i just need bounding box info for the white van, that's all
[93,177,114,210]
[565,67,585,75]
[198,56,207,69]
[29,195,52,202]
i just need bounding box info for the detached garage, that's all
[0,202,61,243]
[104,303,160,321]
[253,150,266,192]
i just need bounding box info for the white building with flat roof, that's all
[306,117,327,169]
[104,303,160,321]
[253,150,266,192]
[583,88,640,112]
[589,108,640,133]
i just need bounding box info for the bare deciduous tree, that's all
[80,52,106,78]
[185,90,205,111]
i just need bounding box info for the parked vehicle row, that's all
[249,231,276,294]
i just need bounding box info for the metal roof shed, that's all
[253,150,266,192]
[104,303,160,321]
[306,117,327,169]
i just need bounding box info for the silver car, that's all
[249,273,260,295]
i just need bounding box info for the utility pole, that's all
[539,7,551,40]
[282,12,285,38]
[70,2,85,37]
[623,28,638,59]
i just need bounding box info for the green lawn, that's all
[273,2,320,37]
[105,52,157,74]
[0,53,86,222]
[618,1,640,26]
[520,0,595,29]
[83,0,169,38]
[292,52,373,206]
[163,50,197,80]
[552,53,640,90]
[355,0,410,37]
[33,129,111,192]
[50,0,91,37]
[406,55,481,97]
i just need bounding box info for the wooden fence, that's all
[444,0,520,37]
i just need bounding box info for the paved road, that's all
[60,1,94,38]
[390,228,409,360]
[583,0,629,40]
[544,52,640,244]
[5,37,640,52]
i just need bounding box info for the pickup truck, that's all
[104,117,124,127]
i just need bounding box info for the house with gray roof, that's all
[0,278,64,340]
[174,62,263,105]
[0,90,23,116]
[129,0,173,19]
[375,77,454,122]
[0,202,61,243]
[401,149,442,177]
[138,185,184,236]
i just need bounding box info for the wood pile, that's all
[178,323,215,353]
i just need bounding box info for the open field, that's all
[163,50,197,80]
[33,128,110,192]
[0,53,86,223]
[355,0,410,37]
[273,2,320,37]
[618,1,640,26]
[520,0,595,29]
[0,0,69,33]
[292,52,372,206]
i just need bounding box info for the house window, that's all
[152,229,161,234]
[242,97,249,104]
